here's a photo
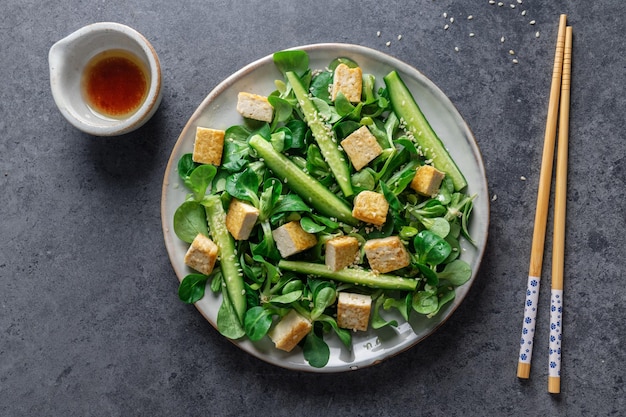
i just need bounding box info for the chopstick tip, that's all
[548,376,561,394]
[517,362,531,379]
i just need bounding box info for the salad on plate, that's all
[169,48,479,369]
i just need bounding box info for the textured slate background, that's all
[1,1,624,415]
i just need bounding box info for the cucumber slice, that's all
[248,135,358,226]
[278,260,418,291]
[286,71,354,197]
[384,70,467,191]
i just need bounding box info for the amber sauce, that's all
[82,49,149,119]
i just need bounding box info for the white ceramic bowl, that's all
[49,22,162,136]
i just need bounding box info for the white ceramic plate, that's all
[161,43,489,372]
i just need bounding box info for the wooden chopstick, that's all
[517,14,568,380]
[548,25,573,395]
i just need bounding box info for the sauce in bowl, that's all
[81,49,149,119]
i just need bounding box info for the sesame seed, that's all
[530,20,536,25]
[468,15,473,20]
[500,36,505,43]
[492,194,498,201]
[443,12,448,18]
[509,49,515,55]
[520,175,526,180]
[521,10,527,16]
[376,31,381,37]
[489,0,495,3]
[450,17,455,23]
[517,0,522,3]
[535,31,540,38]
[510,4,516,8]
[498,2,504,6]
[386,41,391,47]
[454,46,459,52]
[512,59,519,64]
[469,32,475,37]
[444,24,449,30]
[397,34,402,40]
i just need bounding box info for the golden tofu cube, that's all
[331,63,362,102]
[352,191,389,226]
[272,221,318,258]
[268,309,312,352]
[410,165,446,197]
[192,127,224,166]
[364,236,410,273]
[184,234,219,276]
[337,292,372,331]
[340,126,383,171]
[226,199,260,240]
[236,92,274,123]
[325,236,360,271]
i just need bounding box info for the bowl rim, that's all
[49,22,162,136]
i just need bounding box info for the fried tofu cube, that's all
[337,292,372,331]
[272,221,318,258]
[325,236,360,271]
[226,198,259,240]
[364,236,410,273]
[192,127,224,166]
[331,63,362,102]
[236,92,274,123]
[352,191,389,226]
[340,126,383,171]
[410,165,446,197]
[268,309,312,352]
[184,234,219,276]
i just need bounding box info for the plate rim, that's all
[161,42,490,372]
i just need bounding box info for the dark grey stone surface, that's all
[1,1,624,416]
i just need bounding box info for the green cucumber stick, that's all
[278,260,418,291]
[285,71,354,197]
[203,195,246,324]
[248,135,358,226]
[384,70,467,191]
